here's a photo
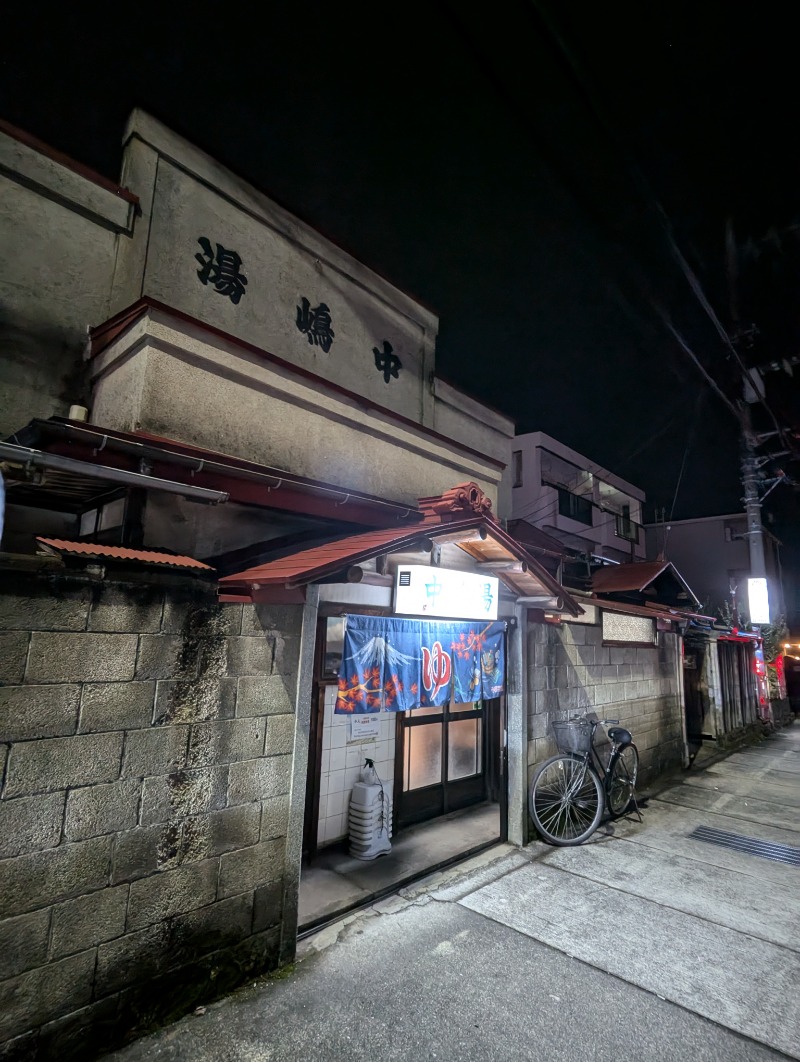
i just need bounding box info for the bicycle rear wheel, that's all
[528,754,604,846]
[606,743,639,817]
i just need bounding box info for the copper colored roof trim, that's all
[19,418,422,525]
[591,559,700,608]
[583,596,680,623]
[36,538,213,571]
[591,560,672,593]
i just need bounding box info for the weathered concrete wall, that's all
[112,111,439,425]
[2,114,510,517]
[0,127,135,437]
[100,112,512,503]
[526,619,683,799]
[432,378,514,518]
[0,570,303,1060]
[89,311,507,509]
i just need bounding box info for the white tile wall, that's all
[329,747,347,772]
[316,685,396,847]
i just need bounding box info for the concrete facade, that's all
[511,431,646,564]
[0,111,516,1057]
[0,568,305,1059]
[95,106,513,515]
[0,112,513,528]
[110,112,437,419]
[89,304,510,515]
[0,125,136,438]
[0,112,697,1058]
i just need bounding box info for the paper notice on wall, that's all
[349,716,381,741]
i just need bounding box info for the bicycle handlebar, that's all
[569,714,620,726]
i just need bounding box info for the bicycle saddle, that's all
[608,726,632,746]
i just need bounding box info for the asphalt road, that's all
[105,724,799,1062]
[104,897,785,1062]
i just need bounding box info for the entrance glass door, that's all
[396,696,489,828]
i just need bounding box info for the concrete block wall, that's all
[526,618,683,795]
[0,570,303,1060]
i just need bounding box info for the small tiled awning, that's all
[591,559,700,608]
[36,538,214,571]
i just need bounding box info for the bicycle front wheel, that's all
[607,743,639,817]
[528,754,604,846]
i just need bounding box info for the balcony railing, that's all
[556,487,593,525]
[613,511,640,543]
[541,480,642,543]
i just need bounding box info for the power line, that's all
[669,393,704,523]
[442,0,795,539]
[529,0,798,461]
[659,314,739,418]
[441,1,759,458]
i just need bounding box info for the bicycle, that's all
[528,713,639,846]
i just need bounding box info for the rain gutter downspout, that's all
[282,583,320,961]
[25,421,419,519]
[675,623,691,768]
[506,600,529,846]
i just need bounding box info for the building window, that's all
[602,611,656,645]
[322,616,345,678]
[557,488,593,525]
[614,505,638,542]
[78,497,126,540]
[512,450,523,488]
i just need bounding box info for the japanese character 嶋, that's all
[296,297,335,353]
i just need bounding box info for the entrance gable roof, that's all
[220,501,581,614]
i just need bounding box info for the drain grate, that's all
[689,825,800,866]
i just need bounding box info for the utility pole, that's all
[739,363,772,626]
[740,400,768,582]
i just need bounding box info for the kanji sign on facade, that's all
[195,237,248,304]
[296,297,335,352]
[394,565,499,621]
[373,340,401,382]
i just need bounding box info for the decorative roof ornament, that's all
[417,482,495,523]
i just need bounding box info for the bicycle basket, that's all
[551,719,592,755]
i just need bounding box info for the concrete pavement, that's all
[459,723,800,1057]
[104,723,799,1061]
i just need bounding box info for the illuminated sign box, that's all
[394,565,499,621]
[747,577,770,625]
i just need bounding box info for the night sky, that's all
[3,3,799,537]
